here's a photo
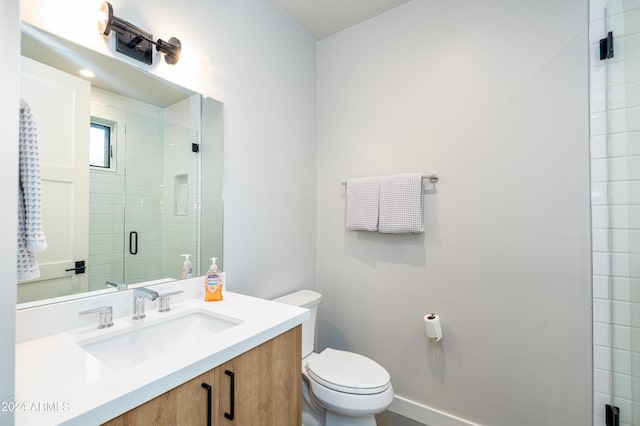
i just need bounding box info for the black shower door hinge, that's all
[606,404,620,426]
[600,31,614,60]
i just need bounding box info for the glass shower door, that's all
[594,1,640,425]
[123,111,200,285]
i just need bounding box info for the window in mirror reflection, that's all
[89,119,115,170]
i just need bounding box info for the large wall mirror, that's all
[18,23,223,305]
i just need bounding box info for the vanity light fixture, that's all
[97,1,182,65]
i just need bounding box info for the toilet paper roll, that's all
[424,313,443,342]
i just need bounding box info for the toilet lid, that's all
[306,348,390,395]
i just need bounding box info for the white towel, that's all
[345,177,380,231]
[17,99,47,280]
[378,173,424,234]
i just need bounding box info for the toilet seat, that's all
[306,348,391,395]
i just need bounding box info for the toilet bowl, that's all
[274,290,394,426]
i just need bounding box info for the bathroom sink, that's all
[78,309,241,369]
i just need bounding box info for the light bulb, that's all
[97,1,113,35]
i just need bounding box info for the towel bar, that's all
[341,173,439,185]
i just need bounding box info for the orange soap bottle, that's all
[204,257,223,301]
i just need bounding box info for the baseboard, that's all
[388,395,483,426]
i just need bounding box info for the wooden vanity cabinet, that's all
[102,368,216,426]
[102,326,301,426]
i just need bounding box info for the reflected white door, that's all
[18,56,90,303]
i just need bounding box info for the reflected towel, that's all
[18,99,47,281]
[378,173,424,234]
[345,177,380,231]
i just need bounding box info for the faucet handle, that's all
[106,280,127,291]
[158,290,184,312]
[79,306,114,329]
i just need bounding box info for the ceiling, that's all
[272,0,412,40]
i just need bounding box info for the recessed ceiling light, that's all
[79,69,96,78]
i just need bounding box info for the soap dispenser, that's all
[181,254,193,279]
[204,257,223,301]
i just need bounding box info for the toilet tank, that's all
[273,290,321,358]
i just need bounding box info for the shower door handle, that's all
[129,231,138,255]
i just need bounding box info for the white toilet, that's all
[274,290,394,426]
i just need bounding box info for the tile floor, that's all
[376,410,427,426]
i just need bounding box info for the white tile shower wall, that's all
[89,94,126,291]
[88,170,125,289]
[590,1,640,425]
[162,97,201,279]
[88,89,165,289]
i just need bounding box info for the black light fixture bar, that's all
[98,1,182,65]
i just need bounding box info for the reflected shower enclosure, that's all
[88,90,200,291]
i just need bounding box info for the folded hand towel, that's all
[345,177,380,231]
[379,173,424,234]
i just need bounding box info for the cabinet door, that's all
[102,368,217,426]
[216,326,301,426]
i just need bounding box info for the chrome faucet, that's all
[132,287,159,320]
[106,280,127,291]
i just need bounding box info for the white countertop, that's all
[15,281,308,425]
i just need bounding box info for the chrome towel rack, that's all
[341,173,439,185]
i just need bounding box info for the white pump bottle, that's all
[181,254,192,279]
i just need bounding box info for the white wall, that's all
[316,1,592,425]
[20,0,318,298]
[0,1,19,424]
